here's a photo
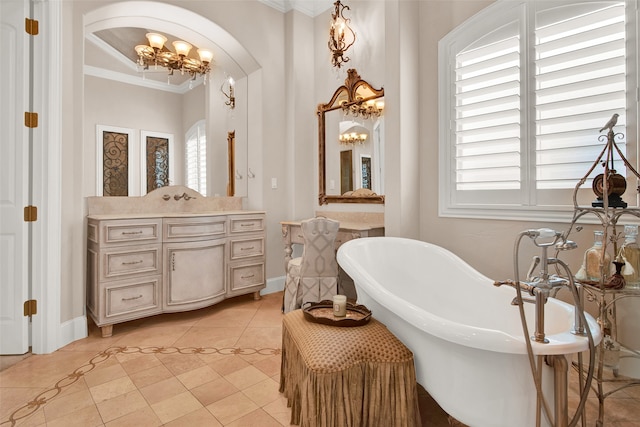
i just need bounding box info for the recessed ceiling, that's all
[84,2,332,92]
[85,27,242,93]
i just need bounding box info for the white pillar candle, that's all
[333,294,347,317]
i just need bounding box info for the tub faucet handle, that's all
[526,256,540,281]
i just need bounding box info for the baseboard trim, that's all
[59,316,88,349]
[263,276,285,295]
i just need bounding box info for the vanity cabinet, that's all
[163,216,227,311]
[228,215,266,297]
[87,212,265,337]
[164,238,227,311]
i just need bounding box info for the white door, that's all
[0,0,30,355]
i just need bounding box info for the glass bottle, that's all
[619,225,640,289]
[582,230,611,283]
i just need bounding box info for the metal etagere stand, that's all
[562,125,640,426]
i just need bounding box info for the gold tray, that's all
[302,300,372,327]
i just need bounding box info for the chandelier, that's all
[328,1,356,68]
[339,132,367,145]
[135,33,213,83]
[341,99,384,119]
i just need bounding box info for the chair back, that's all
[299,217,340,278]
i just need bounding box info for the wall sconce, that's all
[221,76,235,109]
[328,0,356,68]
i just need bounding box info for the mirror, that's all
[318,69,385,204]
[84,24,248,198]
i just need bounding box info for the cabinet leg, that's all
[101,325,113,338]
[253,291,261,300]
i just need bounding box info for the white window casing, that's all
[185,119,207,196]
[438,0,639,222]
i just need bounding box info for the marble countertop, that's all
[280,219,384,231]
[88,210,265,220]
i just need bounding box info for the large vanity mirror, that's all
[319,69,385,204]
[83,6,250,199]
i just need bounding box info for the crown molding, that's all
[258,0,333,17]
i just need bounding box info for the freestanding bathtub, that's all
[337,237,601,427]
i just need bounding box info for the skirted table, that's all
[279,310,421,427]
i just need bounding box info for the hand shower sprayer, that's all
[495,228,597,427]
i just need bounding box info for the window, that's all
[438,0,638,221]
[185,120,207,195]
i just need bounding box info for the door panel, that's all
[0,0,30,354]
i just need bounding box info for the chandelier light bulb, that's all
[172,40,192,57]
[146,33,167,50]
[333,18,346,39]
[197,48,214,64]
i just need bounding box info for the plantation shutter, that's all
[535,2,626,190]
[454,20,521,192]
[451,1,625,193]
[185,121,207,195]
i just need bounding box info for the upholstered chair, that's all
[283,217,340,313]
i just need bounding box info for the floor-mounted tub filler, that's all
[337,234,602,427]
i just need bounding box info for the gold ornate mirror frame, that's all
[318,69,385,204]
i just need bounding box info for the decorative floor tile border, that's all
[1,346,281,427]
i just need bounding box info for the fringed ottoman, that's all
[279,310,421,427]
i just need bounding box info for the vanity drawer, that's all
[105,276,162,319]
[230,236,265,260]
[229,215,265,234]
[229,262,265,292]
[100,245,162,280]
[93,219,162,247]
[163,216,227,242]
[288,224,304,245]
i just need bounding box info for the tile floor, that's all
[0,291,638,426]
